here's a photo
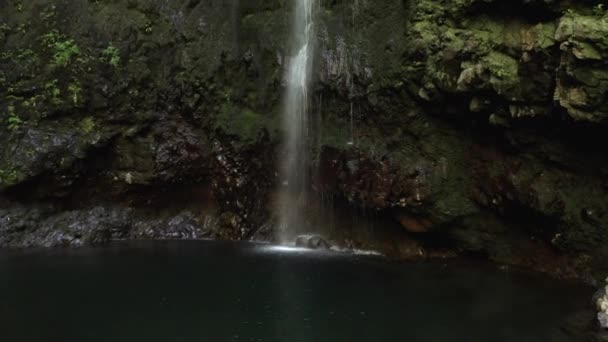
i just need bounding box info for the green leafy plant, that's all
[144,23,153,33]
[52,39,80,66]
[593,4,605,16]
[42,30,80,67]
[7,115,22,130]
[0,23,10,40]
[40,4,56,22]
[0,168,20,186]
[44,79,62,105]
[101,44,120,67]
[68,82,82,104]
[80,117,95,133]
[6,106,23,130]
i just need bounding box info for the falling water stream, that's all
[278,0,316,242]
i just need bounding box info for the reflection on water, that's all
[0,240,598,342]
[261,245,315,254]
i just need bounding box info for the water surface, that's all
[0,241,595,341]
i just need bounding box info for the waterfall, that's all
[278,0,316,242]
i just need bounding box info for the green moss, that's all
[318,117,353,149]
[572,41,602,60]
[557,13,608,50]
[556,12,608,122]
[411,21,441,49]
[215,104,277,143]
[481,52,521,98]
[483,52,516,78]
[468,16,506,46]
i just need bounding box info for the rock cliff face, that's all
[1,0,607,282]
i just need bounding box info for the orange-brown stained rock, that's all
[394,210,433,233]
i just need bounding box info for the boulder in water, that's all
[295,235,331,250]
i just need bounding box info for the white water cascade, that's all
[278,0,316,242]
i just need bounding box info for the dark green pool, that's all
[0,241,597,341]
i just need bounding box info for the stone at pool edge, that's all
[596,279,608,329]
[295,234,331,250]
[599,313,608,329]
